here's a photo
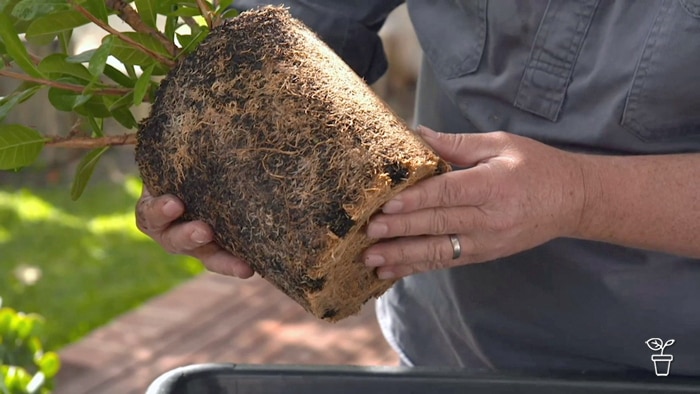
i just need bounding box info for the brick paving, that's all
[54,272,398,394]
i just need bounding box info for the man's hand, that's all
[135,187,254,278]
[362,126,587,279]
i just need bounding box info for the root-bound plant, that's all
[0,1,449,320]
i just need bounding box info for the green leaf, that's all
[103,64,136,88]
[216,0,234,13]
[47,80,86,112]
[135,0,157,28]
[165,6,201,17]
[0,308,14,333]
[176,28,208,56]
[11,0,69,20]
[0,124,45,170]
[133,64,154,106]
[108,91,133,111]
[0,13,44,78]
[48,80,111,117]
[220,7,239,20]
[66,48,96,64]
[0,0,20,13]
[25,9,89,45]
[164,15,178,41]
[88,36,114,78]
[38,53,92,81]
[87,115,103,137]
[82,0,108,23]
[71,147,109,200]
[37,352,60,378]
[109,32,172,67]
[0,85,42,122]
[111,107,137,129]
[12,314,34,340]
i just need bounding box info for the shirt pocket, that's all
[407,0,487,79]
[621,0,700,142]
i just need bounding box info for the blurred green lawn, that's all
[0,176,204,351]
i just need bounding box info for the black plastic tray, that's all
[146,364,700,393]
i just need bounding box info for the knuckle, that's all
[438,180,462,206]
[431,210,450,234]
[417,186,431,209]
[398,218,412,236]
[427,238,448,261]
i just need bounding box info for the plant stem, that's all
[105,0,179,57]
[195,0,213,28]
[46,133,137,149]
[70,1,176,68]
[0,69,131,96]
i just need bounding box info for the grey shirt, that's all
[237,0,700,375]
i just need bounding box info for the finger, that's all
[367,207,483,239]
[381,167,493,214]
[136,186,185,235]
[363,234,474,268]
[417,126,505,167]
[190,242,255,279]
[159,220,215,254]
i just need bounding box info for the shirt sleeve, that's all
[233,0,404,84]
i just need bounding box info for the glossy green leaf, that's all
[37,352,60,378]
[47,82,86,112]
[109,32,170,66]
[71,146,109,200]
[133,64,154,106]
[164,15,178,41]
[38,53,92,81]
[0,85,42,122]
[66,48,96,64]
[220,7,239,20]
[135,0,158,28]
[12,315,34,340]
[0,308,14,332]
[176,28,208,56]
[88,36,114,78]
[25,9,89,45]
[216,0,234,13]
[103,64,136,88]
[82,0,108,23]
[11,0,68,20]
[87,115,104,137]
[111,106,137,129]
[108,91,133,110]
[0,0,19,13]
[166,6,201,17]
[0,13,44,78]
[0,124,45,170]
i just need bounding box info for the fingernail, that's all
[377,270,396,280]
[382,199,403,214]
[192,229,210,244]
[162,200,180,217]
[365,254,385,267]
[366,222,388,238]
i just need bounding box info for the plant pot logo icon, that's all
[645,338,675,376]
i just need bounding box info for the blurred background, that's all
[0,5,419,393]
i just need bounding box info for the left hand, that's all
[363,126,587,279]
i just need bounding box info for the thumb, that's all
[416,125,501,167]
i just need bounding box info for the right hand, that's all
[135,186,254,278]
